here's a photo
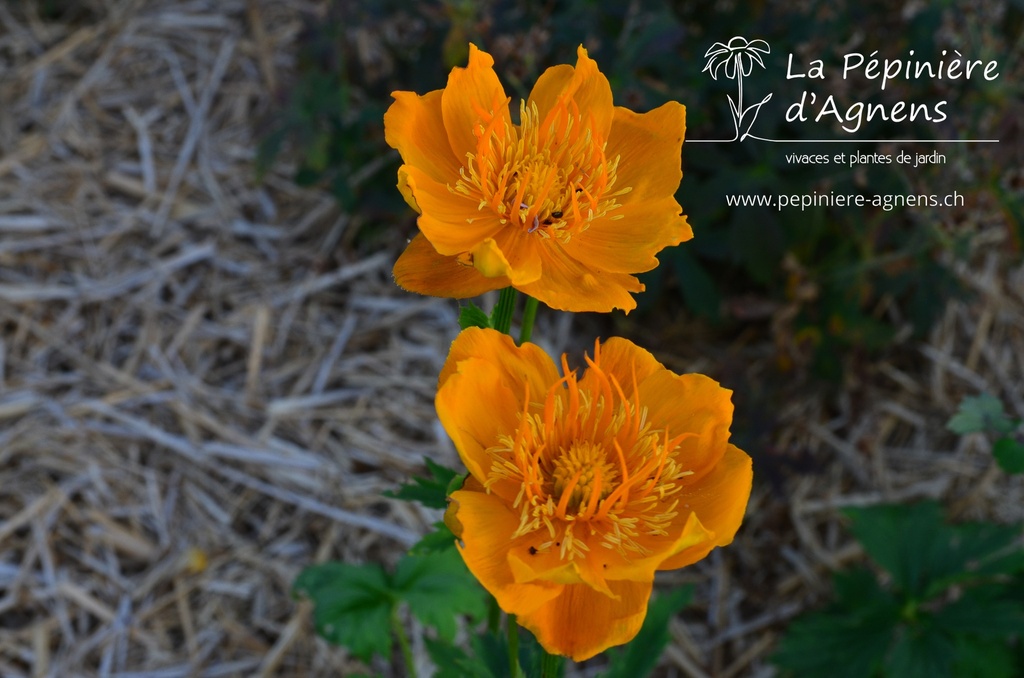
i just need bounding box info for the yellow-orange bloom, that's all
[438,328,752,661]
[385,45,692,313]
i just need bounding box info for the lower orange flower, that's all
[437,328,753,661]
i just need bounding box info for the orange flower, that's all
[385,45,692,313]
[437,328,752,660]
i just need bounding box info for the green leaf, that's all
[948,394,1016,436]
[931,584,1024,638]
[459,302,492,330]
[772,569,901,678]
[884,624,957,678]
[294,562,393,661]
[994,437,1024,474]
[425,635,493,678]
[409,522,458,555]
[845,502,945,597]
[393,550,487,641]
[602,587,693,678]
[846,502,1024,599]
[383,458,460,509]
[951,636,1018,678]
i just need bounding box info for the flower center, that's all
[550,441,617,517]
[483,347,696,561]
[451,96,630,244]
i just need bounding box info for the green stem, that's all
[540,648,563,678]
[492,287,518,335]
[391,606,418,678]
[519,296,539,344]
[507,614,520,677]
[487,595,501,634]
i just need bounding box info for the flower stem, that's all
[507,614,520,677]
[492,287,518,335]
[519,296,539,344]
[540,649,563,678]
[391,606,418,678]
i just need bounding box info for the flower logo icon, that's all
[702,37,773,141]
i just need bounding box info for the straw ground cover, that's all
[1,1,1022,676]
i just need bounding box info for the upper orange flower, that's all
[385,45,692,313]
[437,328,752,661]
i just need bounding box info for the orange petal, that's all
[438,327,560,402]
[402,165,503,255]
[517,244,642,313]
[384,90,462,183]
[526,64,574,119]
[450,489,562,616]
[561,196,693,274]
[441,44,512,164]
[486,228,543,285]
[580,336,665,397]
[640,372,735,479]
[436,356,523,492]
[607,101,686,201]
[518,579,653,661]
[396,167,420,213]
[530,46,614,144]
[658,443,753,570]
[605,512,716,582]
[393,233,506,299]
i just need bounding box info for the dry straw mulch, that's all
[1,1,1022,677]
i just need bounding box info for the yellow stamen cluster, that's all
[484,345,694,561]
[451,90,631,244]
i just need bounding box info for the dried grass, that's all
[0,1,1021,676]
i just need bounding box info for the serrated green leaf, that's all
[425,635,493,678]
[294,562,393,661]
[459,302,492,330]
[409,522,458,555]
[948,394,1016,436]
[772,601,898,677]
[394,550,487,640]
[383,458,460,509]
[846,502,1024,599]
[845,502,946,597]
[994,437,1024,474]
[951,636,1018,678]
[884,624,957,678]
[931,584,1024,637]
[602,587,693,678]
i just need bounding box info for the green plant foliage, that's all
[383,458,460,509]
[948,394,1017,436]
[409,521,458,555]
[295,550,487,663]
[948,393,1024,475]
[458,302,492,331]
[601,587,693,678]
[772,502,1024,678]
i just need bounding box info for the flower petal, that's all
[437,356,523,487]
[518,579,653,661]
[640,372,735,480]
[393,233,506,300]
[606,101,686,202]
[384,90,462,183]
[561,196,692,274]
[518,245,643,313]
[441,44,512,164]
[532,46,615,143]
[657,443,753,570]
[580,336,665,398]
[526,64,574,119]
[402,165,502,255]
[604,511,716,582]
[450,489,563,615]
[471,232,543,285]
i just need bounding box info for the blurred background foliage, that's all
[257,0,1021,378]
